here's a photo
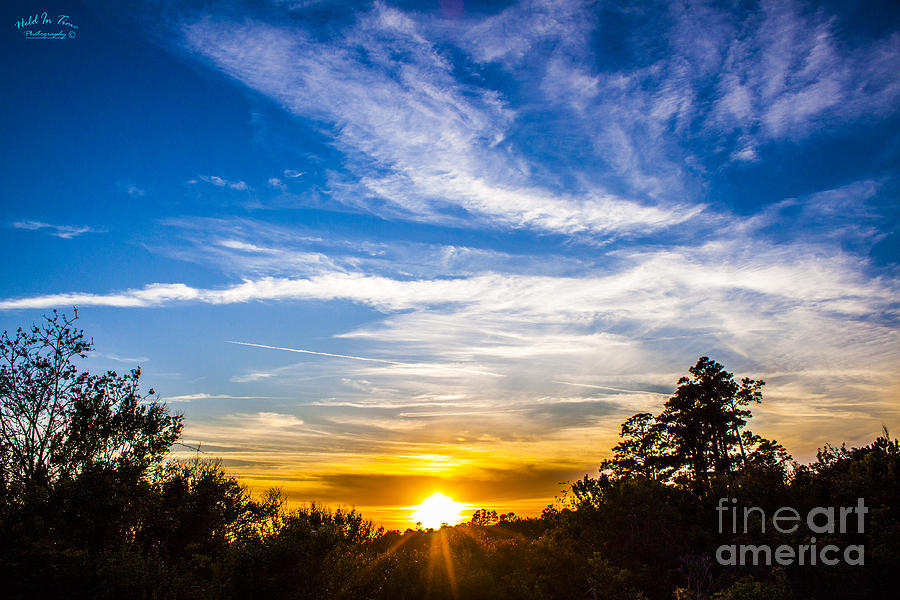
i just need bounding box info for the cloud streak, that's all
[552,381,670,396]
[193,174,249,190]
[10,221,103,239]
[162,393,290,403]
[227,340,406,365]
[226,340,506,377]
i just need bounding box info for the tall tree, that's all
[0,310,181,494]
[658,357,764,487]
[601,357,788,492]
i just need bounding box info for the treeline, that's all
[1,312,897,599]
[537,359,899,600]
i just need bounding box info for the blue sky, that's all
[2,0,899,527]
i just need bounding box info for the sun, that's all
[409,492,468,529]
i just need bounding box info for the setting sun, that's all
[409,493,469,529]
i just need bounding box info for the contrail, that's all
[226,341,404,364]
[226,340,505,377]
[553,380,670,396]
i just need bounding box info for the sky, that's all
[2,0,899,529]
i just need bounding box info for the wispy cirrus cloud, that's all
[162,393,289,403]
[10,214,896,456]
[175,4,697,238]
[456,0,900,196]
[216,239,283,255]
[10,220,104,239]
[117,179,146,198]
[190,174,249,190]
[4,158,897,458]
[150,216,572,281]
[3,233,896,396]
[453,0,595,68]
[704,1,900,152]
[4,234,892,314]
[167,0,900,239]
[0,282,202,309]
[95,352,150,363]
[733,179,888,249]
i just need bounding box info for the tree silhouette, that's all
[470,508,499,526]
[603,357,788,491]
[658,357,763,487]
[0,310,181,494]
[601,412,671,480]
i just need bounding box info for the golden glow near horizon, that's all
[409,492,469,529]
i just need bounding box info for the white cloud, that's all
[454,0,594,68]
[179,412,309,460]
[196,174,249,190]
[117,180,147,198]
[8,237,891,451]
[10,220,103,239]
[95,352,150,363]
[460,0,900,191]
[0,282,200,309]
[4,230,896,435]
[2,234,894,320]
[731,144,758,162]
[230,371,276,383]
[217,239,279,254]
[705,0,900,145]
[160,216,605,282]
[177,6,694,237]
[162,393,286,403]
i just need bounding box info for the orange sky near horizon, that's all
[173,379,900,531]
